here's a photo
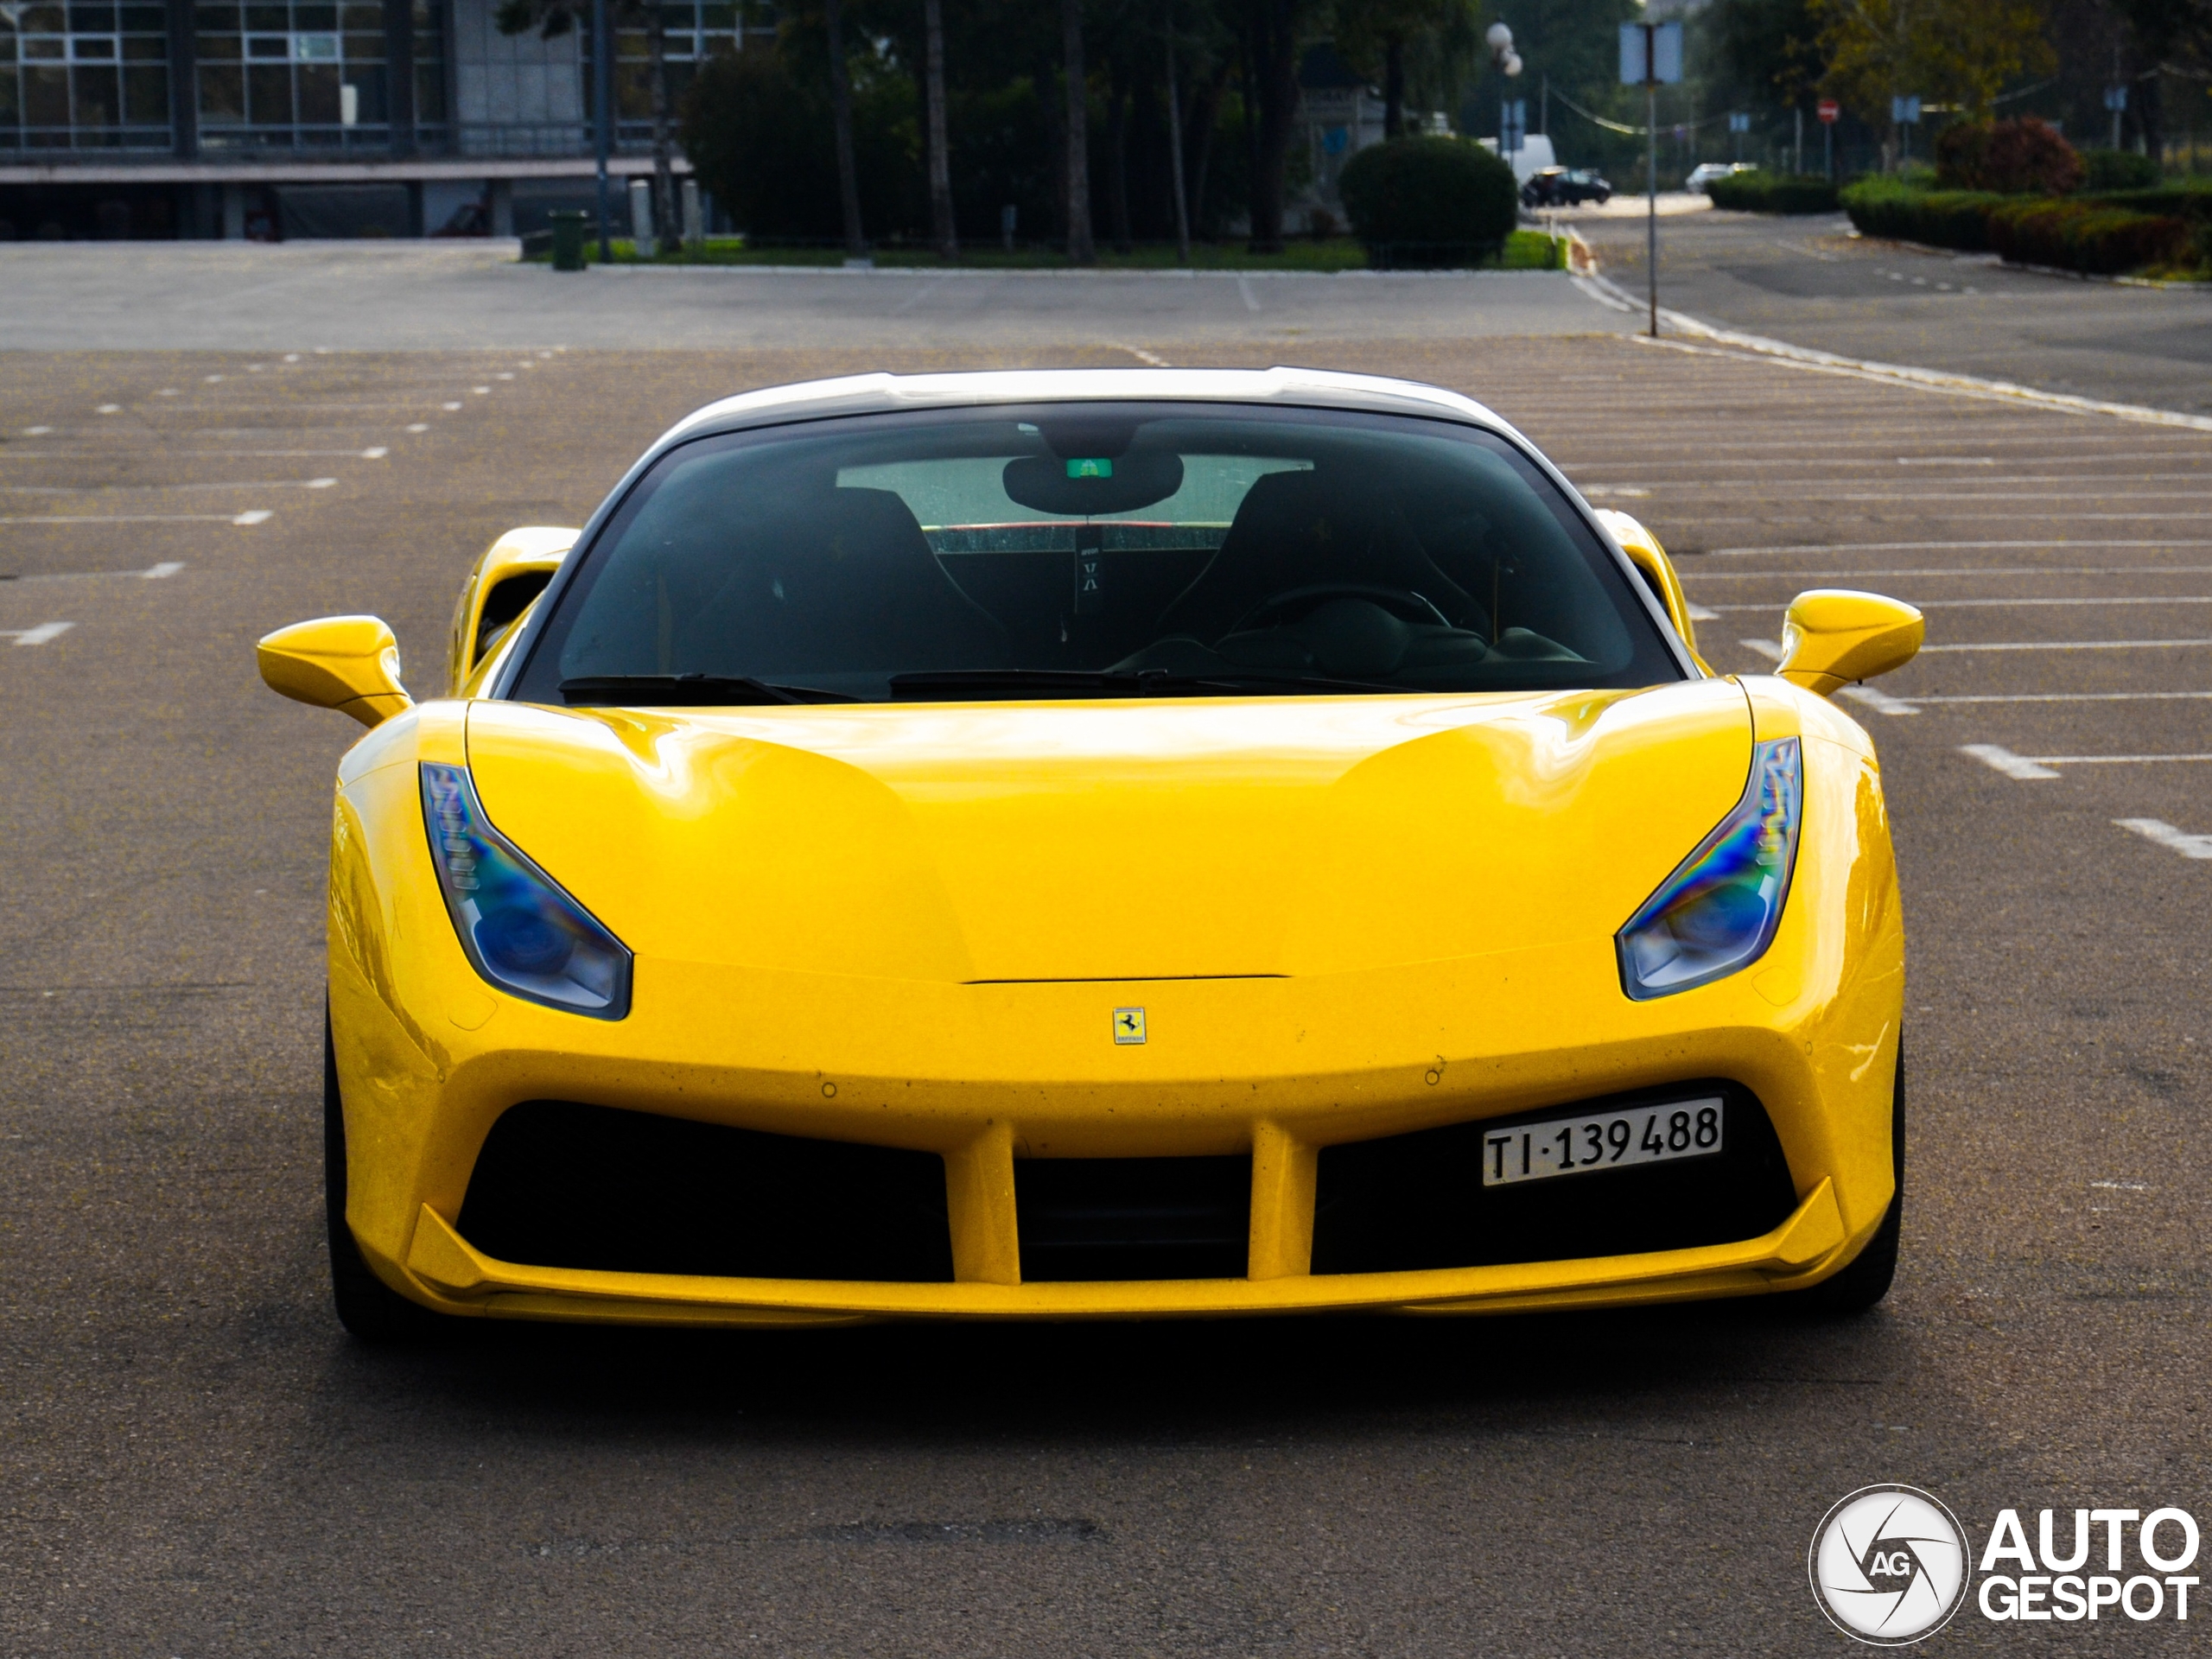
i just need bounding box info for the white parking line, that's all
[1961,745,2060,779]
[1683,566,2212,582]
[1711,541,2212,557]
[0,511,270,526]
[7,561,186,582]
[1920,639,2212,652]
[2,621,74,645]
[2115,819,2212,859]
[1702,596,2212,613]
[0,478,335,496]
[2023,753,2212,765]
[1838,685,1917,716]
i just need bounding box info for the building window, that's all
[584,1,764,136]
[0,2,171,152]
[195,0,443,149]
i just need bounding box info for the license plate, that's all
[1481,1096,1725,1187]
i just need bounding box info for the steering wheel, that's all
[1227,583,1453,635]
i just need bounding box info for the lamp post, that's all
[593,0,612,263]
[1621,21,1682,340]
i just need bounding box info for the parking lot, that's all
[3,279,2209,1653]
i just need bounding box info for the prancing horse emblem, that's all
[1113,1007,1147,1045]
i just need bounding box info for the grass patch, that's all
[528,229,1567,272]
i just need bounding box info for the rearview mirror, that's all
[1776,590,1924,698]
[257,615,414,728]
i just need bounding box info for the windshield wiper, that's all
[887,668,1408,699]
[558,674,857,706]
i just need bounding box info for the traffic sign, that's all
[1618,21,1683,86]
[1817,99,1839,124]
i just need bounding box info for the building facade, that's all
[0,0,766,238]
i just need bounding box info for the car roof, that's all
[653,366,1521,454]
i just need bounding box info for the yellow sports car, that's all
[258,368,1925,1338]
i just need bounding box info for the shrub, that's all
[2080,148,2162,192]
[1840,179,2006,250]
[1934,118,2083,196]
[1985,199,2190,274]
[1705,173,1840,214]
[1338,136,1518,267]
[2075,182,2212,224]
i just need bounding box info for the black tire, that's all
[1794,1046,1904,1313]
[325,1007,449,1342]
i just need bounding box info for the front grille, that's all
[1015,1156,1252,1281]
[457,1100,954,1282]
[1311,1082,1799,1274]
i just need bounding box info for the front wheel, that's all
[325,1007,449,1342]
[1791,1046,1904,1313]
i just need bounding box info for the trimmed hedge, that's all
[1934,118,2082,195]
[1840,180,2006,251]
[1704,173,1839,214]
[2080,148,2163,192]
[1842,178,2196,275]
[1985,199,2191,275]
[1338,137,1519,268]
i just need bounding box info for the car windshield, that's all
[512,402,1685,704]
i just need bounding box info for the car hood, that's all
[466,682,1752,983]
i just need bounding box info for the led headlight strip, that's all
[419,762,632,1019]
[1616,736,1802,1001]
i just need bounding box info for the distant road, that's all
[0,240,1633,353]
[1576,205,2212,416]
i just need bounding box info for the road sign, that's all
[2103,85,2128,112]
[1891,94,1922,125]
[1618,21,1682,86]
[1728,112,1751,133]
[1501,98,1528,155]
[1817,99,1840,124]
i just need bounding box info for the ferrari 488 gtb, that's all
[258,368,1925,1338]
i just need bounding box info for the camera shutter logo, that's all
[1808,1485,1970,1644]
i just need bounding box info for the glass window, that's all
[0,0,166,150]
[516,404,1682,706]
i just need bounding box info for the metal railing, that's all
[3,120,671,162]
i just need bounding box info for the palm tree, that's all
[823,0,868,258]
[924,0,957,258]
[1063,0,1095,263]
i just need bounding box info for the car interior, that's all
[524,405,1681,702]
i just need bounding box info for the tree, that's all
[823,0,868,256]
[1813,0,2056,134]
[1334,0,1473,137]
[1243,0,1303,251]
[497,0,676,250]
[923,0,957,257]
[1064,0,1096,261]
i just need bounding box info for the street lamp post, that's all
[593,0,612,263]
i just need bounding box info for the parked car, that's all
[1687,162,1758,194]
[1520,167,1612,207]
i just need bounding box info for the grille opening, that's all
[457,1100,954,1282]
[1016,1156,1252,1281]
[1312,1083,1799,1275]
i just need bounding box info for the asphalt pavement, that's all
[2,266,2209,1656]
[1574,202,2212,416]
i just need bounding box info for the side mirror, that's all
[257,615,414,728]
[1593,508,1706,667]
[1777,590,1924,698]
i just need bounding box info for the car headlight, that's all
[1616,736,1802,1000]
[419,762,632,1019]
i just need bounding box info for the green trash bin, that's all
[549,210,588,272]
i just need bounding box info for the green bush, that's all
[1705,173,1839,214]
[1337,136,1518,267]
[2080,148,2163,191]
[1840,179,2007,251]
[2074,182,2212,224]
[1985,199,2191,275]
[1934,118,2083,195]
